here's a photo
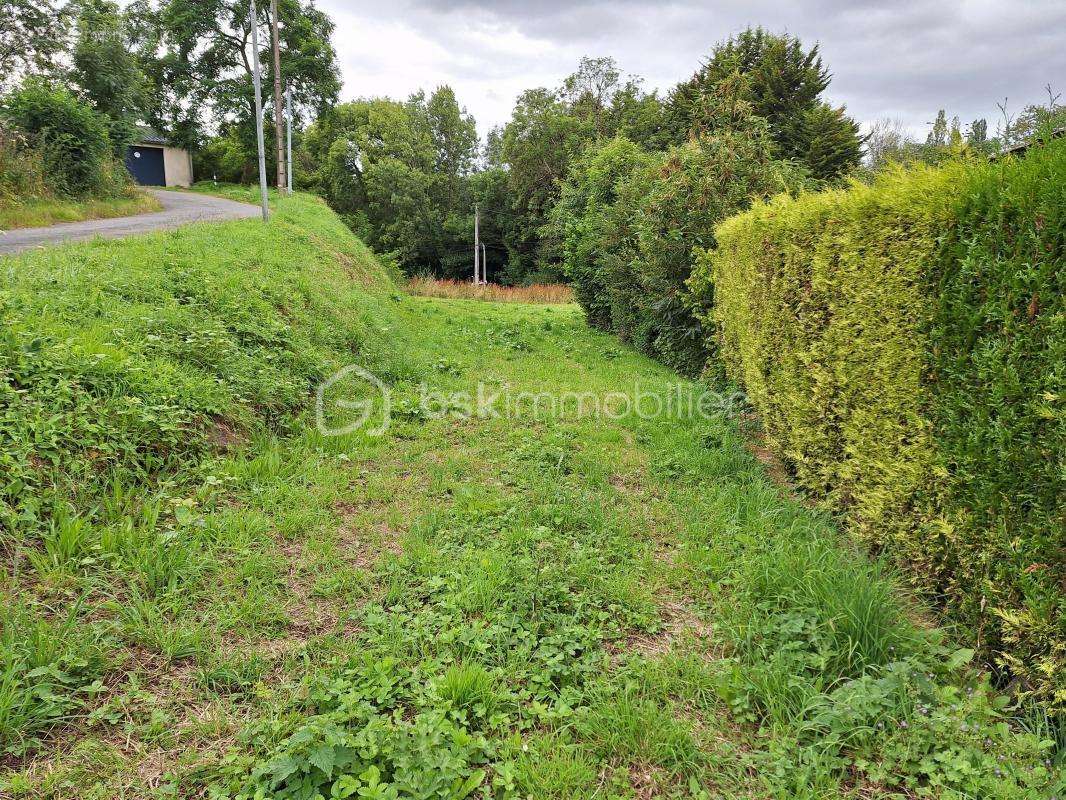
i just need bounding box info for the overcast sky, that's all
[316,0,1066,139]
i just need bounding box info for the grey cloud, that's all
[321,0,1066,135]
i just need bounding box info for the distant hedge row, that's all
[689,140,1064,710]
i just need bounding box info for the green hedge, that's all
[691,141,1065,710]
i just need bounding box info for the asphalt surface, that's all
[0,189,262,256]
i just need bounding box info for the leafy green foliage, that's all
[927,136,1065,707]
[0,1,69,90]
[70,0,146,154]
[300,88,480,278]
[669,27,863,181]
[550,135,653,329]
[127,0,341,152]
[498,57,671,284]
[0,80,127,197]
[694,140,1065,711]
[558,104,808,375]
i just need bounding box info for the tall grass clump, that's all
[693,136,1065,712]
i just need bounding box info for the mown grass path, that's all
[9,297,1058,799]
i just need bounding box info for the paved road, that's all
[0,189,261,256]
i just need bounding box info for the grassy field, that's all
[0,194,1060,798]
[0,191,161,229]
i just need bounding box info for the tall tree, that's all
[127,0,339,155]
[300,87,480,277]
[670,27,863,180]
[0,1,70,91]
[800,102,864,182]
[70,0,147,153]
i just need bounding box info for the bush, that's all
[0,125,49,203]
[551,136,653,330]
[558,118,808,376]
[0,80,124,197]
[692,139,1065,710]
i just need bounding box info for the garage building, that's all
[125,129,193,187]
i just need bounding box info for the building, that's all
[124,129,193,187]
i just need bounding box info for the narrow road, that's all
[0,189,260,256]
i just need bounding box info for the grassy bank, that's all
[0,196,1060,798]
[0,191,161,230]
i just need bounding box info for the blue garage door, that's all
[125,145,166,186]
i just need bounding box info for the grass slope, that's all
[0,191,162,230]
[0,197,1060,798]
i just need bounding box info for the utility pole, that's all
[249,0,269,221]
[270,0,286,191]
[481,242,487,285]
[285,85,293,195]
[473,203,480,285]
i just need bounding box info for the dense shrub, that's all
[0,125,49,202]
[692,140,1065,709]
[551,136,653,330]
[0,81,126,197]
[558,113,807,375]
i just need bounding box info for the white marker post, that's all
[286,85,293,195]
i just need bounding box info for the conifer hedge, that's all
[690,140,1065,710]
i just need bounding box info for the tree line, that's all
[4,3,1061,287]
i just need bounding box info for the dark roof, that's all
[994,125,1065,158]
[134,126,167,145]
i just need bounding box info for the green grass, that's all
[0,191,162,229]
[0,195,1060,798]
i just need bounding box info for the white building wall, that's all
[162,146,193,187]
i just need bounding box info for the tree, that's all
[670,27,863,181]
[496,56,670,283]
[71,0,147,153]
[499,86,590,280]
[926,109,948,147]
[0,1,70,91]
[800,102,864,182]
[127,0,340,155]
[549,136,653,328]
[300,87,480,278]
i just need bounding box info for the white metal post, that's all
[473,203,480,285]
[481,242,487,285]
[250,0,269,221]
[285,85,293,195]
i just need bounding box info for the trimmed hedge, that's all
[691,141,1065,710]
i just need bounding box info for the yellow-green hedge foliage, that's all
[692,146,1064,710]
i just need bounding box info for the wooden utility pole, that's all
[473,204,480,285]
[270,0,286,191]
[249,0,269,221]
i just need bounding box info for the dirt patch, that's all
[621,598,715,660]
[206,415,244,451]
[628,762,667,799]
